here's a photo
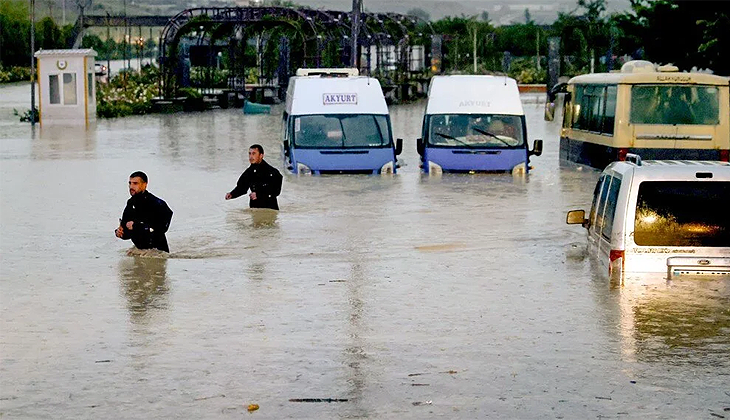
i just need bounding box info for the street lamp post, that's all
[350,0,361,68]
[30,0,36,126]
[137,37,144,71]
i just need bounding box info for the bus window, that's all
[562,92,573,129]
[630,85,720,125]
[572,86,583,126]
[575,85,607,133]
[602,85,617,134]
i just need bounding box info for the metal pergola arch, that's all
[159,6,436,99]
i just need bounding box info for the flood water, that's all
[2,82,729,419]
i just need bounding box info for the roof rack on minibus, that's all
[625,153,642,166]
[295,68,359,77]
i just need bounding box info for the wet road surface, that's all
[1,83,729,418]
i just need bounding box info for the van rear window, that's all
[634,181,730,247]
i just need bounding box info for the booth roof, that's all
[34,49,97,57]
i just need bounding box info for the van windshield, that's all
[630,85,720,125]
[634,181,730,247]
[294,114,391,148]
[428,114,525,148]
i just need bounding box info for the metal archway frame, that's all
[159,6,436,98]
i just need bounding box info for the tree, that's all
[38,17,62,50]
[0,0,31,67]
[82,34,106,56]
[697,9,729,73]
[622,0,729,74]
[407,8,430,22]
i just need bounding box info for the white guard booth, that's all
[34,49,97,127]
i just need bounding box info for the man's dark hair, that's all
[250,144,264,154]
[130,171,148,183]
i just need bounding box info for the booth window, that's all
[49,74,60,104]
[63,73,77,105]
[87,73,94,101]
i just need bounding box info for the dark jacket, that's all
[120,190,173,252]
[229,160,283,210]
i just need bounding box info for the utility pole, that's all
[473,24,477,73]
[536,28,540,70]
[123,0,129,72]
[350,0,361,68]
[30,0,36,126]
[106,13,111,82]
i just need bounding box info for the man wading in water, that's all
[225,144,283,210]
[115,171,173,252]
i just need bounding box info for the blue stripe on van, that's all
[293,148,395,174]
[424,147,528,172]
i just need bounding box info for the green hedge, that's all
[0,66,32,83]
[96,66,160,118]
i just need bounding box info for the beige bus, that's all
[546,60,730,169]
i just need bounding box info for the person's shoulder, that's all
[146,191,168,204]
[263,160,282,175]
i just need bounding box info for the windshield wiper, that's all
[435,131,476,148]
[471,127,512,147]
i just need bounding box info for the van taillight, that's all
[610,250,624,262]
[720,149,729,162]
[617,148,628,161]
[608,249,625,277]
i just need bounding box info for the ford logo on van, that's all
[698,259,711,265]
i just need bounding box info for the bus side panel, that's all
[560,136,726,169]
[560,136,619,169]
[425,147,527,172]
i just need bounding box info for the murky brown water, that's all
[2,82,729,419]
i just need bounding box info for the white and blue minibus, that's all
[282,68,402,175]
[417,75,543,174]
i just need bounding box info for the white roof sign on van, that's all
[287,76,388,115]
[323,93,357,105]
[426,75,524,116]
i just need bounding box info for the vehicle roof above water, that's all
[604,159,730,180]
[286,75,388,116]
[425,75,524,116]
[568,71,730,86]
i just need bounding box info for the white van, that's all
[417,75,542,174]
[282,68,402,175]
[567,154,730,280]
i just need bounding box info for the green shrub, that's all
[178,87,202,99]
[96,66,159,118]
[13,107,38,122]
[0,66,32,83]
[508,58,546,84]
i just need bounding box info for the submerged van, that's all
[282,68,402,175]
[417,75,543,174]
[567,154,730,280]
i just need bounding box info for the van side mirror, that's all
[566,210,589,228]
[416,138,424,156]
[283,139,290,157]
[530,139,543,156]
[395,138,403,156]
[544,101,555,121]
